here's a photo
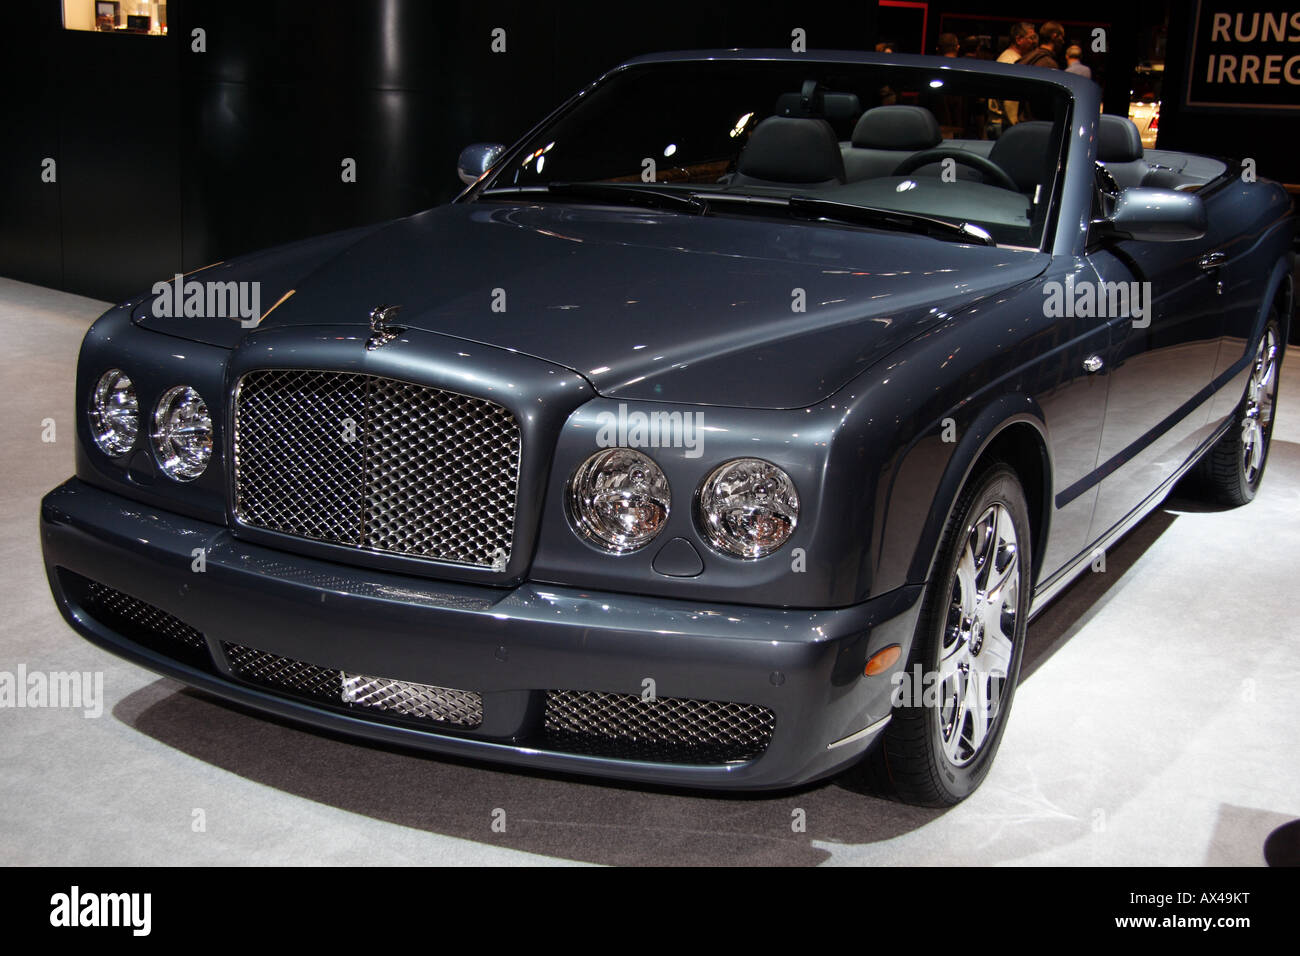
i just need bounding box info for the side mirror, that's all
[457,143,505,186]
[1092,187,1206,242]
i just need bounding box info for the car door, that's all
[1084,203,1226,543]
[1033,256,1113,582]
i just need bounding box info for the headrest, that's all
[738,116,846,185]
[774,90,862,123]
[1099,114,1144,162]
[988,121,1055,193]
[851,105,942,150]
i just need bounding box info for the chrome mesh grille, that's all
[233,369,520,568]
[222,643,483,728]
[82,580,206,651]
[543,690,776,765]
[62,571,211,669]
[236,371,367,544]
[341,673,483,726]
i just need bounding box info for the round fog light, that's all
[568,448,671,552]
[697,458,799,557]
[89,369,138,457]
[152,386,212,481]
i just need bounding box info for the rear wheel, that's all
[1195,318,1282,506]
[864,463,1032,806]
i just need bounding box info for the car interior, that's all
[712,93,1229,246]
[493,68,1230,248]
[728,99,1227,192]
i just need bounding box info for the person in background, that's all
[876,41,896,105]
[988,22,1036,136]
[998,22,1038,64]
[1019,22,1067,121]
[1064,44,1092,79]
[931,33,970,132]
[1021,21,1065,70]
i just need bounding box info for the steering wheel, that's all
[892,148,1020,193]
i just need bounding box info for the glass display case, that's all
[64,1,167,35]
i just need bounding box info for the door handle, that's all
[1197,251,1227,271]
[1083,355,1104,373]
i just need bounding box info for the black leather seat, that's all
[842,105,941,181]
[988,121,1055,195]
[731,116,846,189]
[1097,114,1149,188]
[773,89,862,141]
[1096,114,1204,189]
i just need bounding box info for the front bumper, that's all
[40,478,922,790]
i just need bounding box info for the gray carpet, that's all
[2,275,1297,866]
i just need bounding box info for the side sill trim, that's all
[1028,414,1232,619]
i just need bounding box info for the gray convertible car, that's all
[41,51,1293,806]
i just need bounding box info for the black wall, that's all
[2,1,66,293]
[6,1,1292,306]
[1156,2,1299,187]
[1,0,875,302]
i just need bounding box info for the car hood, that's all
[135,202,1049,408]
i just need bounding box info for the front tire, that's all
[866,463,1032,806]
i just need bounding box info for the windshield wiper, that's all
[479,185,993,241]
[785,196,995,245]
[481,182,708,215]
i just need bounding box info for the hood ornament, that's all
[366,304,404,351]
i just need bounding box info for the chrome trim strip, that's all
[827,714,892,750]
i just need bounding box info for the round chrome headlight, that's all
[697,458,799,558]
[152,386,212,481]
[89,369,139,457]
[568,448,671,553]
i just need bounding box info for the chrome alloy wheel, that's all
[1242,327,1279,486]
[937,502,1019,767]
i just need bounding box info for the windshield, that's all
[473,59,1072,249]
